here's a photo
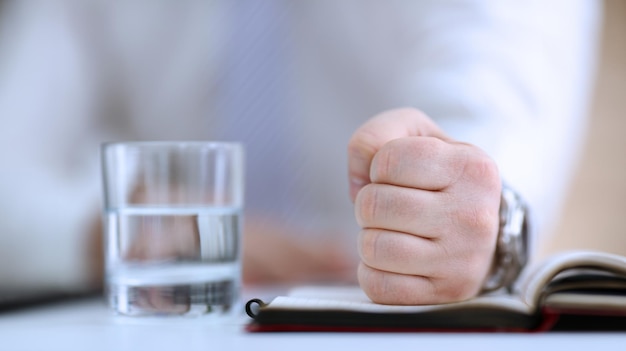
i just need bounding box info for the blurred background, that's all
[540,0,626,258]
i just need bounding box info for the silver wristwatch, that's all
[481,184,529,293]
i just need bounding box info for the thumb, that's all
[347,108,450,202]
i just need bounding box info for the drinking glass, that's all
[101,141,244,316]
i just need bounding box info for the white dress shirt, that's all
[0,0,602,293]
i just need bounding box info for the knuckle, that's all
[412,136,446,161]
[461,151,500,186]
[358,264,387,303]
[446,285,476,302]
[355,184,381,227]
[371,146,397,182]
[374,137,447,185]
[348,128,380,159]
[421,136,446,152]
[411,278,438,304]
[434,275,479,302]
[455,204,497,235]
[435,254,487,302]
[358,229,381,266]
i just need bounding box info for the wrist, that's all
[481,183,529,293]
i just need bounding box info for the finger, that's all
[370,137,466,191]
[358,228,494,282]
[358,262,478,305]
[354,183,452,238]
[370,137,500,194]
[358,228,443,277]
[347,108,450,201]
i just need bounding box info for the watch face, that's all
[487,185,529,292]
[480,184,531,293]
[519,208,529,266]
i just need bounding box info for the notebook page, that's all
[269,286,532,315]
[519,250,626,308]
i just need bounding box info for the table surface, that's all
[0,287,624,351]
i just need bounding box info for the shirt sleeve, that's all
[391,0,602,254]
[281,0,603,256]
[0,1,103,293]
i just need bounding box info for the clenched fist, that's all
[348,108,501,305]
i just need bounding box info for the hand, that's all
[348,108,501,305]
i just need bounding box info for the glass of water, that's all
[101,141,244,316]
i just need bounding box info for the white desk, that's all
[0,288,624,351]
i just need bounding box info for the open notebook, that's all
[245,250,626,332]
